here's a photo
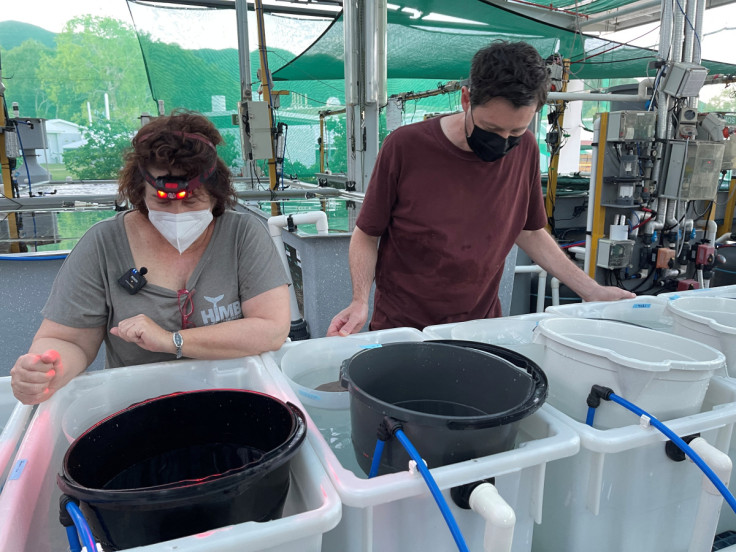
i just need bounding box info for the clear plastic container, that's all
[0,358,341,552]
[263,329,581,552]
[0,378,32,491]
[533,376,736,552]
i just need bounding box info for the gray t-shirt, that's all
[42,210,289,368]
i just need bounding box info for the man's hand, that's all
[582,285,636,302]
[11,350,63,404]
[327,301,369,337]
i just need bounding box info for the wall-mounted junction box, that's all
[597,238,634,269]
[660,140,725,200]
[606,111,657,143]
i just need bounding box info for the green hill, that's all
[0,20,56,50]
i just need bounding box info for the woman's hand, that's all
[11,350,63,405]
[111,314,173,354]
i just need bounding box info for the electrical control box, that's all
[11,118,47,150]
[596,238,634,269]
[606,111,657,143]
[696,243,716,266]
[660,140,725,200]
[662,62,708,98]
[655,247,675,269]
[239,100,273,161]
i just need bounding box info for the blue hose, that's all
[587,389,736,515]
[368,438,385,478]
[585,406,596,426]
[393,429,470,552]
[0,254,68,261]
[65,526,82,552]
[65,501,97,552]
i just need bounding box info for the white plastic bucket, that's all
[532,317,727,428]
[666,296,736,377]
[445,313,553,366]
[278,328,424,431]
[545,296,672,331]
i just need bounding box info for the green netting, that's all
[126,0,736,177]
[547,0,643,16]
[273,0,736,81]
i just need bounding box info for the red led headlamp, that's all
[137,131,218,200]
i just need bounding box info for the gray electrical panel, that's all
[239,101,273,161]
[660,140,725,200]
[606,111,657,143]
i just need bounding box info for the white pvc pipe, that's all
[706,219,718,244]
[547,92,644,103]
[550,277,561,307]
[514,265,548,313]
[268,211,329,321]
[469,482,516,552]
[687,437,733,552]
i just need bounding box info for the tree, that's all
[63,119,135,180]
[37,16,155,125]
[2,40,55,118]
[702,88,736,112]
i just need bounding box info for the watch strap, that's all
[173,331,183,359]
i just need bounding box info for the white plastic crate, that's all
[0,377,32,492]
[0,357,341,552]
[262,333,580,552]
[532,376,736,552]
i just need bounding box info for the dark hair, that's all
[118,109,237,217]
[468,41,550,110]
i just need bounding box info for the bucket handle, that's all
[339,358,350,390]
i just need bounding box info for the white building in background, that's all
[44,119,85,163]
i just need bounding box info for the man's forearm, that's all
[348,227,379,305]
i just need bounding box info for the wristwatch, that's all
[172,331,183,359]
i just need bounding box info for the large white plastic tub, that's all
[276,328,424,431]
[0,377,33,491]
[532,317,727,428]
[262,335,580,552]
[423,314,552,366]
[545,296,673,331]
[666,296,736,377]
[532,376,736,552]
[661,283,736,300]
[0,357,341,552]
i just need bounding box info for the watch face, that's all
[174,332,183,347]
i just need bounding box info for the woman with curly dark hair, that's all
[11,111,290,404]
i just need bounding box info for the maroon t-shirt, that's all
[357,115,547,331]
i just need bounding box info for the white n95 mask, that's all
[147,208,213,254]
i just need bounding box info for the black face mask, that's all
[465,110,522,163]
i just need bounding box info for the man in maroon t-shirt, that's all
[327,41,634,335]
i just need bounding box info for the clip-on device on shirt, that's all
[118,267,148,295]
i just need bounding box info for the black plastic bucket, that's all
[57,389,306,550]
[340,341,547,476]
